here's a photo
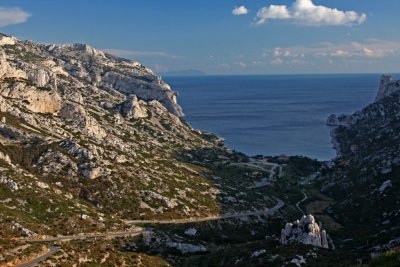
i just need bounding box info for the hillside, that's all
[321,75,400,257]
[0,34,290,266]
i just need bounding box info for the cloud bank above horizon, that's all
[255,0,366,26]
[0,7,30,27]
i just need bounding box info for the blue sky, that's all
[1,0,400,74]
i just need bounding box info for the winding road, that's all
[233,159,284,180]
[14,198,285,266]
[22,229,145,243]
[13,230,146,267]
[296,192,308,214]
[15,246,60,267]
[126,197,285,225]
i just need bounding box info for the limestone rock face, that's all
[121,94,148,119]
[376,75,400,101]
[0,34,16,46]
[0,51,27,80]
[28,68,50,87]
[0,81,62,113]
[102,71,183,117]
[281,214,330,249]
[59,102,107,140]
[43,41,183,117]
[59,102,86,121]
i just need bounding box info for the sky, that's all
[1,0,400,75]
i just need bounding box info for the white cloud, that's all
[102,48,176,59]
[271,58,284,65]
[239,61,247,67]
[0,7,30,27]
[218,63,231,69]
[232,6,249,16]
[266,40,400,60]
[273,48,295,57]
[255,0,366,26]
[330,49,351,58]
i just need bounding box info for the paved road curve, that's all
[14,230,146,267]
[23,230,145,243]
[296,192,308,214]
[126,197,284,225]
[15,246,60,267]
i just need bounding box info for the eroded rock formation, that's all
[281,214,330,249]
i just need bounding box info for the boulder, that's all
[121,94,147,119]
[81,165,103,180]
[184,228,197,236]
[28,68,50,87]
[59,102,86,121]
[59,102,107,139]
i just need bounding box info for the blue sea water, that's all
[164,74,382,161]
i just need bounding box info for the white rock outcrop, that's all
[0,151,11,164]
[166,242,207,254]
[11,222,36,237]
[184,228,197,236]
[14,86,61,114]
[250,249,266,258]
[290,255,307,266]
[59,102,107,139]
[0,34,16,46]
[281,214,330,249]
[122,94,148,119]
[0,51,28,81]
[379,180,392,193]
[102,71,183,117]
[80,164,103,180]
[0,176,18,191]
[28,68,50,87]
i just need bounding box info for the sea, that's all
[164,74,386,161]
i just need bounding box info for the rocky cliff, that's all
[0,33,183,117]
[321,74,400,255]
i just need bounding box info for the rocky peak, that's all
[327,75,400,128]
[376,74,400,101]
[71,43,106,58]
[281,214,330,249]
[0,34,16,46]
[0,33,183,117]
